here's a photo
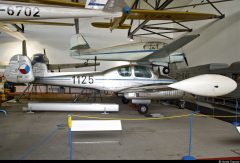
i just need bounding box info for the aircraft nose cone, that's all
[169,74,237,97]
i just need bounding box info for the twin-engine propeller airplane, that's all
[0,41,99,71]
[4,53,237,114]
[70,34,199,74]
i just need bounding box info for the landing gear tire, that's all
[178,100,185,109]
[162,67,170,74]
[122,97,130,104]
[138,105,149,115]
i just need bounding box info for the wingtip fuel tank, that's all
[168,74,237,97]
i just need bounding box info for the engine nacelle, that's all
[4,55,34,83]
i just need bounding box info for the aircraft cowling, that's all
[4,54,34,83]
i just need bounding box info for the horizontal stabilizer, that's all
[169,74,237,97]
[70,34,90,50]
[92,22,131,29]
[143,34,200,60]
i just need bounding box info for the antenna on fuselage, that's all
[22,40,27,56]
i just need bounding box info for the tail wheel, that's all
[122,97,130,104]
[162,67,170,74]
[138,105,149,115]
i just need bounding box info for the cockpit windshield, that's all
[118,66,132,77]
[134,66,152,78]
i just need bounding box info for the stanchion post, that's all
[68,115,73,160]
[182,112,196,160]
[232,98,240,127]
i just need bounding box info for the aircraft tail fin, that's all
[85,0,108,10]
[4,55,35,83]
[32,63,49,77]
[70,34,90,51]
[85,0,127,12]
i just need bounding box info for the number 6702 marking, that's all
[7,6,40,17]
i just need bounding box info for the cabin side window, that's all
[134,66,152,78]
[118,66,132,77]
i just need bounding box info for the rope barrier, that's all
[71,114,239,121]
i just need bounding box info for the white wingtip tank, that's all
[169,74,237,97]
[4,54,35,83]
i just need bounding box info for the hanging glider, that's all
[92,7,220,30]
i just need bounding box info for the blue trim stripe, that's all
[86,50,159,56]
[88,3,105,6]
[95,78,175,83]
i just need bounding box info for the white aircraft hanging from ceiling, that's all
[70,34,199,74]
[0,0,220,28]
[4,53,237,114]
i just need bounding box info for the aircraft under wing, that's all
[1,0,85,8]
[48,62,100,71]
[92,9,220,30]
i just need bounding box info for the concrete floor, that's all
[0,96,240,160]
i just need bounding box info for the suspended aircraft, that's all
[70,34,199,74]
[0,0,221,28]
[4,52,237,114]
[0,41,99,71]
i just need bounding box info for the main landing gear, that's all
[122,97,130,104]
[137,104,149,115]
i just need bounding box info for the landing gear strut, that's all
[122,97,130,104]
[178,100,185,109]
[162,67,170,75]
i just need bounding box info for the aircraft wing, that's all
[0,20,74,40]
[127,10,218,21]
[92,10,219,29]
[141,34,200,60]
[0,62,8,69]
[3,20,74,26]
[48,62,100,71]
[1,0,85,8]
[0,22,26,40]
